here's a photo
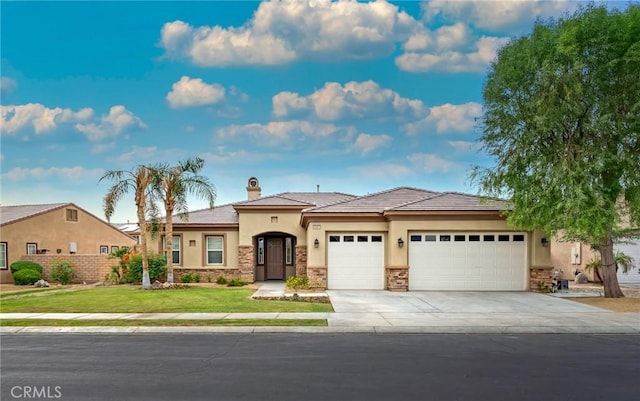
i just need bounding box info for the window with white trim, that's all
[161,236,181,265]
[285,237,293,265]
[100,245,109,255]
[206,236,224,265]
[27,243,37,255]
[0,242,7,269]
[257,238,264,265]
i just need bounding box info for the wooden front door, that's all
[266,238,284,280]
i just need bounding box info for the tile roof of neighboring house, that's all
[387,192,509,212]
[304,187,441,213]
[0,203,70,226]
[233,192,357,208]
[112,223,140,233]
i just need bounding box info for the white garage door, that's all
[409,233,527,291]
[327,234,384,290]
[615,240,640,284]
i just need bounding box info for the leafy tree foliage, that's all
[473,5,640,297]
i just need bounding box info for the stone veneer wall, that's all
[295,245,307,276]
[386,266,408,291]
[174,268,241,282]
[530,266,553,292]
[307,266,327,289]
[237,245,255,282]
[21,254,113,283]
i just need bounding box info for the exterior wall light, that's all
[314,238,320,248]
[398,238,404,248]
[541,237,549,247]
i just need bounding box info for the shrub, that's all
[122,253,167,284]
[10,261,43,275]
[181,273,194,283]
[50,260,77,284]
[227,278,248,287]
[286,275,311,290]
[215,276,228,285]
[13,269,42,285]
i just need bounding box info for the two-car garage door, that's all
[409,232,528,291]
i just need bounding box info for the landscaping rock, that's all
[34,279,50,288]
[162,282,171,289]
[151,280,162,289]
[575,272,589,284]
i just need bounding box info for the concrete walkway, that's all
[2,284,639,334]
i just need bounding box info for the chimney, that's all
[316,184,320,193]
[247,177,261,200]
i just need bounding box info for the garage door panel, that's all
[328,234,384,290]
[615,240,640,284]
[409,232,527,291]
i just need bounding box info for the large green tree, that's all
[152,157,216,283]
[473,5,640,297]
[100,165,159,290]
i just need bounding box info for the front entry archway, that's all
[254,232,296,281]
[266,238,284,279]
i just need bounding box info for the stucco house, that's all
[0,203,136,283]
[157,178,551,291]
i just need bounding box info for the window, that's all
[484,235,495,242]
[134,235,141,245]
[189,240,196,247]
[329,235,340,242]
[469,235,480,242]
[206,236,224,265]
[410,235,422,242]
[343,235,354,242]
[498,235,510,242]
[425,235,437,242]
[285,237,293,265]
[371,236,383,242]
[271,216,278,223]
[440,235,451,242]
[257,238,264,264]
[100,245,109,255]
[66,208,78,221]
[357,236,368,242]
[111,245,119,253]
[513,235,525,242]
[161,236,181,264]
[0,242,7,269]
[454,235,466,242]
[26,243,38,255]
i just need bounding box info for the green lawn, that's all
[0,319,327,327]
[0,286,333,313]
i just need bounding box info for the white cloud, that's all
[75,105,146,141]
[200,146,253,163]
[91,142,116,154]
[0,77,17,95]
[396,35,509,73]
[351,133,392,155]
[404,102,481,135]
[273,80,424,121]
[1,166,104,181]
[422,0,578,34]
[349,162,412,180]
[1,103,93,135]
[116,146,158,163]
[407,153,456,173]
[448,140,481,153]
[160,0,417,66]
[216,120,346,144]
[166,76,226,108]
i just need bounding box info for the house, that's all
[154,177,551,291]
[0,203,137,283]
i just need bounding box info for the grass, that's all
[0,287,68,299]
[0,319,327,327]
[0,286,333,313]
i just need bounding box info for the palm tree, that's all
[152,157,216,283]
[99,165,158,289]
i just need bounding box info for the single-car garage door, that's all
[327,234,384,290]
[615,239,640,284]
[409,232,527,291]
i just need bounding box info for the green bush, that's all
[180,272,201,283]
[50,260,77,284]
[10,261,43,275]
[286,275,311,290]
[227,278,248,287]
[122,253,167,284]
[13,269,42,285]
[215,276,228,285]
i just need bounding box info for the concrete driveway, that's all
[326,290,606,313]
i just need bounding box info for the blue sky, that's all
[0,0,628,222]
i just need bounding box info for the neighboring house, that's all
[0,203,136,283]
[112,222,141,245]
[153,177,551,291]
[552,236,640,284]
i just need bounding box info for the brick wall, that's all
[530,266,553,292]
[238,246,255,282]
[386,266,408,291]
[295,245,307,276]
[21,254,114,283]
[307,266,327,289]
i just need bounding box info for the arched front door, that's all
[266,238,284,279]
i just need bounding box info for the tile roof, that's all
[387,192,509,212]
[0,203,70,226]
[304,187,440,213]
[174,203,239,225]
[233,192,356,208]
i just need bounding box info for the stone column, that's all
[295,245,307,276]
[238,245,255,283]
[307,266,327,289]
[385,265,408,291]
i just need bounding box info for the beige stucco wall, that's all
[167,228,239,269]
[551,237,600,281]
[238,211,306,245]
[0,206,135,283]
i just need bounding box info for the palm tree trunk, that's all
[598,233,624,298]
[138,200,151,290]
[166,209,174,283]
